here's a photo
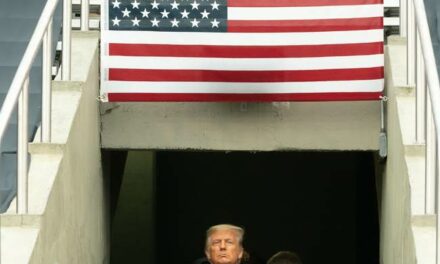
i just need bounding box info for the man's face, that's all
[205,229,243,264]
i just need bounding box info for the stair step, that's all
[28,143,64,155]
[396,95,416,146]
[412,215,436,264]
[0,214,41,227]
[72,17,101,29]
[0,227,39,264]
[387,39,408,86]
[412,214,435,226]
[0,0,63,214]
[2,151,63,214]
[72,0,101,5]
[406,155,426,215]
[395,84,415,97]
[404,143,425,156]
[46,86,82,143]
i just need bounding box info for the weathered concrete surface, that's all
[101,100,381,151]
[28,31,108,264]
[379,36,417,264]
[412,215,436,264]
[0,32,108,264]
[1,227,39,264]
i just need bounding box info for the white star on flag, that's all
[112,0,121,8]
[161,9,170,18]
[191,1,199,10]
[141,8,150,18]
[151,17,160,27]
[170,1,180,10]
[131,16,140,26]
[151,0,160,9]
[121,8,131,17]
[201,9,210,19]
[131,0,140,9]
[191,18,200,27]
[181,9,190,19]
[210,18,220,28]
[112,16,121,26]
[211,1,219,10]
[171,18,180,27]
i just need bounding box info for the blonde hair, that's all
[205,224,244,250]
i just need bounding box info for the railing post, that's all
[17,77,29,214]
[62,0,71,80]
[401,0,408,37]
[0,0,59,144]
[426,90,436,214]
[407,0,416,85]
[435,138,440,264]
[416,30,426,144]
[42,21,53,142]
[81,0,89,31]
[437,128,440,264]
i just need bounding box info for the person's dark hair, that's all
[267,251,303,264]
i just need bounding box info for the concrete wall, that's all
[101,100,381,151]
[379,37,416,264]
[28,32,109,263]
[111,151,155,263]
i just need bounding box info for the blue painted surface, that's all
[425,0,440,69]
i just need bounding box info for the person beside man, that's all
[266,251,303,264]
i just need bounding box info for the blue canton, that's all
[109,0,227,32]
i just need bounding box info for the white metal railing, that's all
[0,0,90,214]
[402,0,440,262]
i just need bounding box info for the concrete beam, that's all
[101,101,381,151]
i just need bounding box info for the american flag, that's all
[101,0,384,102]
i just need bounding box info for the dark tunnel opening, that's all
[109,150,380,264]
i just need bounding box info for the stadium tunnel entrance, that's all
[105,150,381,264]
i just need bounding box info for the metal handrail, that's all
[63,0,72,80]
[0,0,59,143]
[0,0,89,213]
[0,0,59,213]
[403,0,440,262]
[81,0,90,31]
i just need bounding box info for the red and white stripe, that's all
[101,0,384,102]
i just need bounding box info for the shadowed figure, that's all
[267,251,303,264]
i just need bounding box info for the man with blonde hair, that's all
[205,224,244,264]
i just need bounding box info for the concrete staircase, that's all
[386,36,436,264]
[0,0,62,212]
[1,32,107,264]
